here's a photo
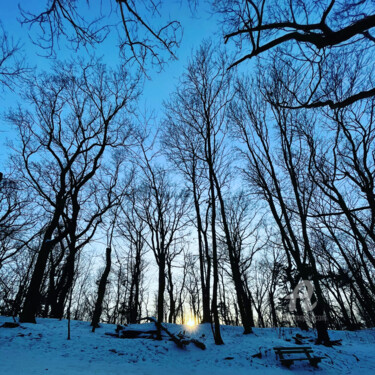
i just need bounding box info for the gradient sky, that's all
[0,1,231,290]
[0,1,225,165]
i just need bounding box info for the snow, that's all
[0,316,375,374]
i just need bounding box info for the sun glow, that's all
[186,319,196,328]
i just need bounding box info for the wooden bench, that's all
[273,346,324,368]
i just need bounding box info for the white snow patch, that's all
[0,316,374,374]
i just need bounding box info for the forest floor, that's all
[0,316,374,374]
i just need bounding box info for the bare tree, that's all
[20,0,182,71]
[162,98,212,324]
[0,22,29,91]
[301,97,375,326]
[163,40,235,343]
[91,207,118,331]
[230,77,332,344]
[7,60,139,323]
[216,0,375,109]
[0,172,36,268]
[117,192,148,324]
[133,142,190,337]
[218,191,264,333]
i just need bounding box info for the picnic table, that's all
[273,346,324,368]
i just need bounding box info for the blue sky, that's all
[0,0,228,283]
[0,1,224,165]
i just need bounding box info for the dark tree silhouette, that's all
[20,0,182,71]
[0,22,29,91]
[216,0,375,109]
[9,60,139,323]
[133,141,189,337]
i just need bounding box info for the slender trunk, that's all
[167,262,175,323]
[213,172,253,334]
[209,175,224,345]
[51,249,76,319]
[157,253,166,338]
[91,247,112,331]
[230,263,254,333]
[192,181,211,323]
[202,227,211,322]
[269,292,278,327]
[67,287,73,340]
[20,221,60,323]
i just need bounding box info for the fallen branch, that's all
[140,317,206,350]
[105,329,159,339]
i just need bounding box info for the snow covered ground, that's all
[1,316,374,374]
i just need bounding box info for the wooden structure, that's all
[106,317,206,350]
[273,346,324,368]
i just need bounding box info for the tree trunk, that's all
[167,262,175,324]
[156,253,166,339]
[51,248,77,319]
[212,172,254,334]
[192,179,211,323]
[269,292,278,327]
[20,221,60,323]
[209,177,224,345]
[91,247,112,332]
